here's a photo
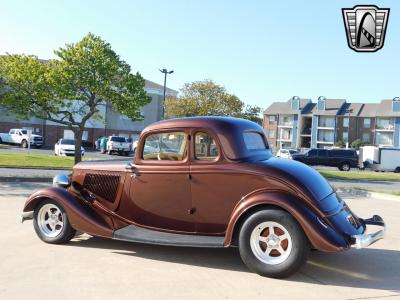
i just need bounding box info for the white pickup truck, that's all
[106,136,130,156]
[0,128,44,148]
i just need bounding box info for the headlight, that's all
[53,174,71,188]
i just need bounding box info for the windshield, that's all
[60,139,75,145]
[110,136,126,142]
[21,130,27,134]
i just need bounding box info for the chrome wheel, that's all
[342,164,350,171]
[250,221,292,265]
[37,203,64,238]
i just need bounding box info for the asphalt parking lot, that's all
[0,182,399,300]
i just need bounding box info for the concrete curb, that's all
[0,166,70,171]
[0,177,53,183]
[336,187,400,202]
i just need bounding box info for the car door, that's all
[189,130,269,235]
[124,130,194,233]
[317,149,329,165]
[305,149,317,165]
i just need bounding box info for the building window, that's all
[376,118,394,130]
[269,115,276,125]
[63,130,88,141]
[376,132,393,146]
[342,131,348,142]
[363,118,371,128]
[317,129,334,143]
[343,117,349,127]
[362,133,370,142]
[278,115,294,126]
[268,129,275,139]
[318,116,335,128]
[279,128,292,141]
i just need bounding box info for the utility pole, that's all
[159,68,174,119]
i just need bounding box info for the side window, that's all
[10,130,15,134]
[142,132,187,161]
[308,149,317,156]
[318,149,328,157]
[194,132,219,160]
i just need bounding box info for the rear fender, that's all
[23,187,113,238]
[224,191,349,252]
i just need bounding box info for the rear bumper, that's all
[351,215,385,249]
[21,211,33,223]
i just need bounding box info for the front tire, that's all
[33,199,76,244]
[21,140,28,148]
[238,209,309,278]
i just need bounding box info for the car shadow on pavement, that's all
[69,235,400,291]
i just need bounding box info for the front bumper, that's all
[351,215,385,249]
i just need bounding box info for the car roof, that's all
[142,117,268,161]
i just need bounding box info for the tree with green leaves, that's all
[0,33,150,164]
[165,79,262,124]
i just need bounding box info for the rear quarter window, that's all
[243,132,267,150]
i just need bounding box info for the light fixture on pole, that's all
[159,68,174,119]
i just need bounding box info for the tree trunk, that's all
[73,128,84,165]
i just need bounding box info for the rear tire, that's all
[238,209,309,278]
[339,162,350,171]
[33,199,76,244]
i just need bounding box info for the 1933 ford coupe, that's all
[21,117,385,278]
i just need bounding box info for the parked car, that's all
[291,148,358,171]
[106,136,130,156]
[54,139,85,157]
[21,117,385,278]
[0,128,43,148]
[276,149,298,159]
[359,146,400,172]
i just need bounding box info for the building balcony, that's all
[301,128,311,135]
[317,126,335,130]
[376,125,394,131]
[277,137,292,142]
[278,123,294,127]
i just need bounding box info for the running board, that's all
[113,225,225,248]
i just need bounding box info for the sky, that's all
[1,0,400,110]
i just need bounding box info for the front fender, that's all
[224,191,349,252]
[23,187,113,238]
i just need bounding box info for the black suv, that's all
[291,149,359,171]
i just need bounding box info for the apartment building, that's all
[262,97,312,150]
[263,97,400,151]
[0,79,178,147]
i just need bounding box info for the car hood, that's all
[251,157,333,201]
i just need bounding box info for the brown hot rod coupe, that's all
[21,117,385,278]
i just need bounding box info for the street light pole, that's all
[159,68,174,119]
